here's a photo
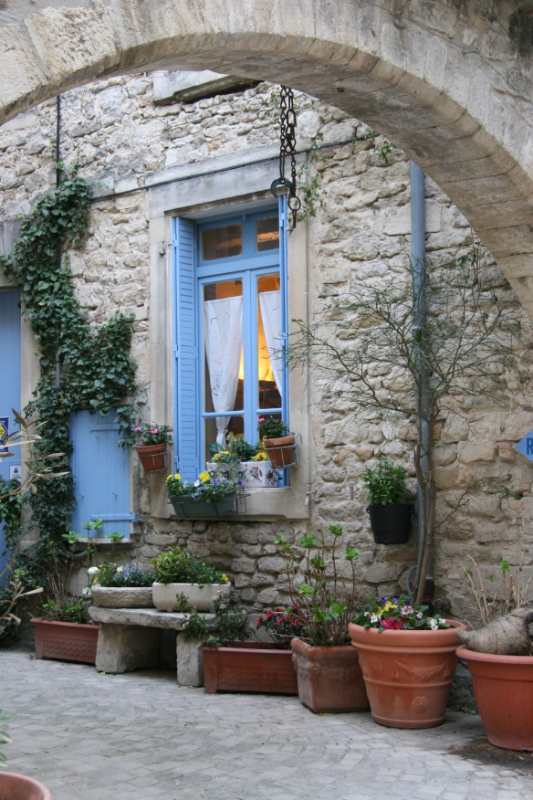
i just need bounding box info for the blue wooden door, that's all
[0,291,21,582]
[70,410,134,539]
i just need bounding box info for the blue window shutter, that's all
[70,410,133,539]
[0,291,21,583]
[278,195,290,422]
[173,217,199,481]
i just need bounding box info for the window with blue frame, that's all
[172,198,289,481]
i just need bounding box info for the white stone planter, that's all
[206,460,278,489]
[91,585,154,608]
[152,582,231,612]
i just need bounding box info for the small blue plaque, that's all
[515,431,533,461]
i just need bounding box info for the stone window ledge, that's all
[151,484,310,521]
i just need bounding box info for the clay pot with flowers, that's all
[258,416,297,469]
[274,524,369,713]
[207,433,278,488]
[349,596,466,729]
[134,422,172,473]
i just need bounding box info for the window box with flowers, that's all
[134,423,172,473]
[206,434,278,489]
[166,470,240,518]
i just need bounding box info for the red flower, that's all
[382,618,403,630]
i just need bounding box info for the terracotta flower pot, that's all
[263,435,296,468]
[31,618,100,665]
[291,638,369,713]
[348,621,466,729]
[202,641,298,694]
[0,771,53,800]
[135,443,167,472]
[457,645,533,751]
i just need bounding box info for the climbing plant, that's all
[0,166,136,580]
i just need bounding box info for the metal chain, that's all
[278,86,301,228]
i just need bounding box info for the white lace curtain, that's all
[203,296,243,447]
[259,290,282,397]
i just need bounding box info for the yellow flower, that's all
[174,473,181,480]
[166,475,172,481]
[199,471,210,482]
[379,601,398,614]
[221,574,229,582]
[253,452,267,461]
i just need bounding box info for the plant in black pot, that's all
[362,459,411,544]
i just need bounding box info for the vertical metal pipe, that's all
[410,161,431,575]
[55,95,61,387]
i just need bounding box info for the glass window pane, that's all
[202,224,242,260]
[257,274,282,410]
[203,280,244,418]
[256,217,279,252]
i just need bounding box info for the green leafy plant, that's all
[42,598,90,624]
[151,547,229,585]
[133,422,172,446]
[91,561,155,588]
[0,709,11,767]
[182,595,246,647]
[0,167,136,592]
[274,524,359,647]
[353,594,450,631]
[375,139,392,165]
[362,459,408,506]
[258,416,289,440]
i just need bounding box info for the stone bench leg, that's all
[96,624,160,673]
[176,634,204,687]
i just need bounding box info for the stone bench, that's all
[88,606,213,687]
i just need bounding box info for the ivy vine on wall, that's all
[0,167,136,577]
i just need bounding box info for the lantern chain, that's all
[278,86,301,228]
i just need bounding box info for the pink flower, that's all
[382,618,403,630]
[151,428,158,434]
[134,426,141,432]
[258,417,265,423]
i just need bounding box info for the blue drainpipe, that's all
[408,161,433,594]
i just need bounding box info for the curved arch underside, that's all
[2,0,533,313]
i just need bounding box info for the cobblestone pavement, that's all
[1,649,531,800]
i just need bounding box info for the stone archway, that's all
[2,0,533,312]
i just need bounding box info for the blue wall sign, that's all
[0,415,9,453]
[515,431,533,461]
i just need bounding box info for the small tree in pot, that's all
[274,524,369,713]
[362,459,411,544]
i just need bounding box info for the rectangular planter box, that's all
[202,641,297,694]
[31,617,100,665]
[170,491,236,518]
[206,461,279,489]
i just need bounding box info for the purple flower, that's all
[212,478,219,486]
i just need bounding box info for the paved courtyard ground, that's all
[1,649,532,800]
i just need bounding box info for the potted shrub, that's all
[258,416,297,469]
[166,470,239,518]
[349,596,466,729]
[362,458,411,544]
[198,605,304,695]
[89,562,155,608]
[274,525,369,713]
[207,434,278,488]
[134,422,172,473]
[455,554,533,751]
[151,546,230,612]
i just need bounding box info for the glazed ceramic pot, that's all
[152,581,231,612]
[31,618,100,665]
[0,771,53,800]
[348,621,466,729]
[202,641,297,694]
[135,443,167,472]
[263,435,296,468]
[91,585,154,608]
[291,638,369,713]
[457,645,533,751]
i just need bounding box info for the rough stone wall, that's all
[1,73,533,625]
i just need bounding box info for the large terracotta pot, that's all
[91,585,154,608]
[0,771,53,800]
[31,618,100,665]
[152,581,230,612]
[457,645,533,751]
[202,641,297,694]
[291,638,369,713]
[263,435,296,468]
[348,620,466,729]
[135,443,167,472]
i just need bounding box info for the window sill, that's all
[152,485,310,521]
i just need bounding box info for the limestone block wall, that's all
[1,73,533,624]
